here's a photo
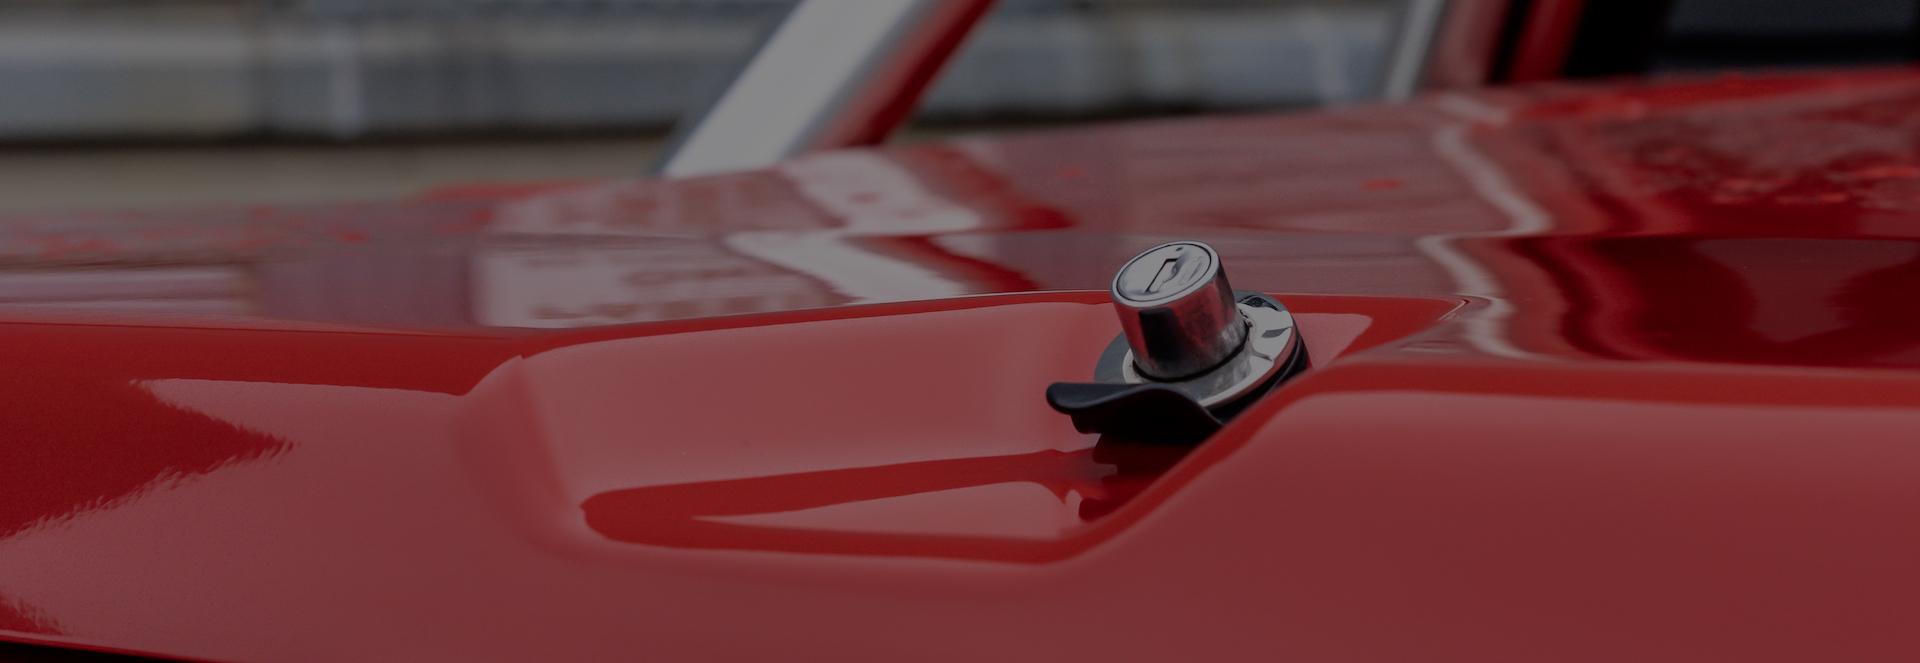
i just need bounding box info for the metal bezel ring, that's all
[1092,292,1301,410]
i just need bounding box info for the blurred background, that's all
[0,0,1404,211]
[1,0,1916,212]
[0,0,1913,326]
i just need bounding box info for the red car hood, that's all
[8,69,1920,661]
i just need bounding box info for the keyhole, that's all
[1145,255,1182,294]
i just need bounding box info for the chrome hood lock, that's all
[1046,241,1307,444]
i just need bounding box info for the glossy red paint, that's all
[8,70,1920,660]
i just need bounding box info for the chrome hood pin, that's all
[1046,241,1307,443]
[1110,241,1247,380]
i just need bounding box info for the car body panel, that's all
[6,69,1920,660]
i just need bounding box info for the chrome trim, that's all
[1381,0,1448,101]
[658,0,960,178]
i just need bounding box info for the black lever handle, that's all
[1044,382,1223,444]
